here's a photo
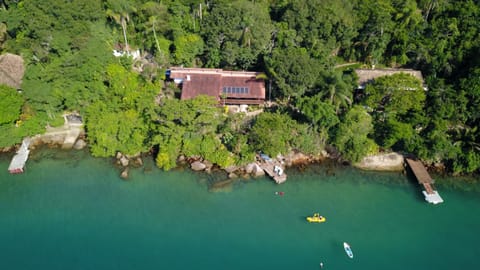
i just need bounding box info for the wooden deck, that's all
[405,158,433,184]
[405,158,443,204]
[260,161,287,184]
[256,154,287,184]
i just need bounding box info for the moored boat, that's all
[343,242,353,258]
[306,213,326,223]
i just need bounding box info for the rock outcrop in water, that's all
[115,152,144,179]
[353,152,404,171]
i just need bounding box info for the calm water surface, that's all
[0,149,479,270]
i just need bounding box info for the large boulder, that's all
[0,53,24,89]
[119,155,129,167]
[224,165,239,173]
[128,156,143,167]
[41,134,65,145]
[252,163,265,177]
[203,160,213,171]
[354,152,404,171]
[191,161,206,171]
[288,152,309,166]
[120,168,129,179]
[245,163,256,174]
[73,139,86,150]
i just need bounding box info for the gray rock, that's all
[135,157,143,167]
[120,168,129,179]
[354,152,404,171]
[203,160,213,170]
[252,163,265,177]
[224,165,239,173]
[73,139,86,150]
[287,151,309,165]
[120,155,129,167]
[245,163,256,174]
[191,161,206,171]
[126,153,140,159]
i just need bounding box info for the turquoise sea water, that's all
[0,149,479,270]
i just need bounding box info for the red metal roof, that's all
[169,67,265,105]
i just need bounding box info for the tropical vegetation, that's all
[0,0,479,175]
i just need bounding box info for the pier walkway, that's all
[8,138,31,174]
[257,154,287,184]
[405,158,443,204]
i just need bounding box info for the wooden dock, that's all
[405,158,443,204]
[257,154,287,184]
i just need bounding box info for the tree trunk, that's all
[121,18,129,55]
[152,19,162,58]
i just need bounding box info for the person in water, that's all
[320,262,324,268]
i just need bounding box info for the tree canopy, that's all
[0,0,479,174]
[0,85,23,125]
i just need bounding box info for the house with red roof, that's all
[167,67,266,105]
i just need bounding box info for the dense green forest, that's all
[0,0,479,174]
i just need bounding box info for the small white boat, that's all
[343,242,353,258]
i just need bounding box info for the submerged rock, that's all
[120,168,129,179]
[209,179,234,193]
[132,156,143,167]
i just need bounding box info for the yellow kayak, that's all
[306,213,326,223]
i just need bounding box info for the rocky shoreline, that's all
[0,113,418,181]
[3,133,410,182]
[2,123,414,185]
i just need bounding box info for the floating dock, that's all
[405,158,444,204]
[257,154,287,184]
[8,138,31,174]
